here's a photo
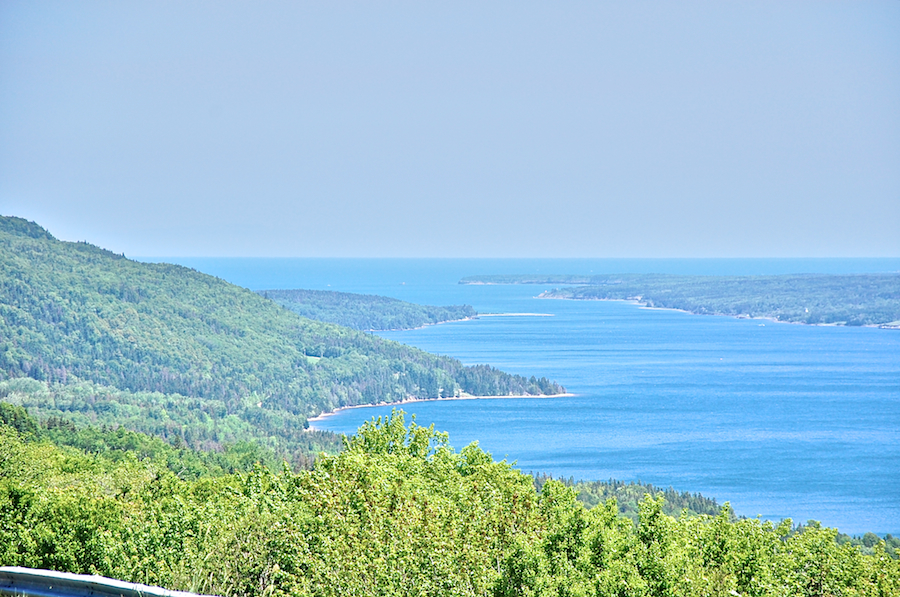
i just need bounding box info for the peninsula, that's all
[460,273,900,327]
[259,288,476,331]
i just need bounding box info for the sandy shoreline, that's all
[308,392,574,427]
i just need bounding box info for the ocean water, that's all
[148,258,900,535]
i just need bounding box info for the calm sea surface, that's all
[149,258,900,535]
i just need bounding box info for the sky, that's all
[1,1,898,258]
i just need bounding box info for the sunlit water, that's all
[149,258,900,535]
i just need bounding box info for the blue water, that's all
[145,258,900,535]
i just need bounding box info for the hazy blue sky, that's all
[1,1,898,257]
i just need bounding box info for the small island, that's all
[461,273,900,327]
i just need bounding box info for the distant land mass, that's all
[0,216,563,465]
[260,288,476,331]
[460,273,900,328]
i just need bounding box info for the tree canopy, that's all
[2,408,897,597]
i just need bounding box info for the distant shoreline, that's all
[539,296,900,329]
[476,312,554,317]
[370,315,477,332]
[308,391,574,428]
[371,313,554,331]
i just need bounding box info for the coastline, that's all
[308,391,574,428]
[537,295,899,329]
[368,312,555,332]
[476,312,554,317]
[368,315,477,332]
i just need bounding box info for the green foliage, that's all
[0,216,563,462]
[834,528,899,560]
[533,474,728,523]
[342,410,449,458]
[0,377,339,469]
[463,273,900,326]
[0,401,39,438]
[2,401,284,478]
[261,288,476,331]
[0,215,56,240]
[2,410,898,597]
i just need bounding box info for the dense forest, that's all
[461,273,900,327]
[0,377,340,469]
[2,407,898,597]
[0,216,563,464]
[259,288,476,331]
[0,401,285,478]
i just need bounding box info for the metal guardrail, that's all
[0,568,217,597]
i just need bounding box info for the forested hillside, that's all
[0,401,284,478]
[0,377,340,468]
[0,216,563,462]
[2,408,897,597]
[461,273,900,327]
[260,288,475,330]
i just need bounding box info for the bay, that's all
[149,257,900,535]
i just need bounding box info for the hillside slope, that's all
[0,216,563,460]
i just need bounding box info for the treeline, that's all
[532,473,728,522]
[2,408,897,597]
[260,288,476,330]
[533,474,900,559]
[462,273,900,327]
[0,377,340,469]
[0,216,563,462]
[0,401,284,478]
